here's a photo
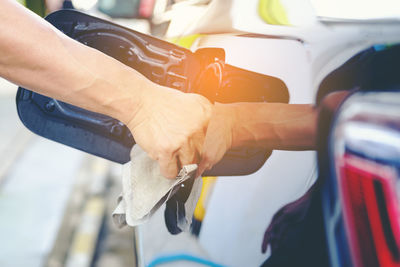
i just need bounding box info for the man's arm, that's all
[0,0,211,178]
[197,91,349,175]
[0,0,144,124]
[197,102,317,175]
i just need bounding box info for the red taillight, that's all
[338,153,400,267]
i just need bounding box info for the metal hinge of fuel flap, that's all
[16,10,289,176]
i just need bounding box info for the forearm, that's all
[198,93,349,175]
[228,102,318,150]
[0,0,149,124]
[0,1,213,179]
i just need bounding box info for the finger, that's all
[193,130,206,158]
[197,144,214,177]
[177,141,197,167]
[196,159,210,177]
[196,134,213,177]
[159,153,179,179]
[179,129,205,166]
[196,135,226,177]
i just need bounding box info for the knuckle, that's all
[165,173,176,179]
[159,143,176,156]
[148,151,158,161]
[160,166,175,179]
[162,170,174,179]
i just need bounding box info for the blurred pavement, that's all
[0,78,86,267]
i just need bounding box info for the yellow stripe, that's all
[194,177,217,220]
[86,197,105,216]
[168,34,202,49]
[72,233,95,254]
[258,0,290,26]
[69,197,105,254]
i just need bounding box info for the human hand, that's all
[127,84,212,179]
[197,103,236,176]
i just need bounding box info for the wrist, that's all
[111,71,154,128]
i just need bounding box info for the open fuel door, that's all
[16,10,289,176]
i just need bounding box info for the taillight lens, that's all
[331,91,400,267]
[337,153,400,267]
